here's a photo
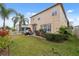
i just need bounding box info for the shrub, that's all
[39,29,46,33]
[58,26,73,40]
[44,33,68,42]
[35,30,40,36]
[43,27,73,42]
[39,29,46,37]
[35,29,46,36]
[0,29,9,37]
[59,26,72,37]
[0,36,11,49]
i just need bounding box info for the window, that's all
[47,24,51,32]
[52,9,57,16]
[38,17,40,20]
[52,11,57,16]
[40,24,51,32]
[32,18,34,21]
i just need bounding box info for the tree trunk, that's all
[3,18,5,29]
[19,20,22,32]
[14,23,15,29]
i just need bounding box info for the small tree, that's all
[58,26,72,38]
[59,27,72,35]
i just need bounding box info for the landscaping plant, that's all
[0,29,9,37]
[58,26,73,40]
[0,28,11,55]
[0,35,12,55]
[44,33,67,42]
[0,36,11,49]
[42,26,73,42]
[35,29,46,36]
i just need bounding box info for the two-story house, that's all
[30,3,69,33]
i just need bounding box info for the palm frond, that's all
[0,4,17,28]
[12,16,19,24]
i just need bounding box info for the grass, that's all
[9,35,79,56]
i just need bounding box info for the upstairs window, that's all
[52,11,57,16]
[38,17,40,20]
[52,8,58,16]
[32,18,34,22]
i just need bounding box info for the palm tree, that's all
[0,3,4,8]
[12,15,19,29]
[0,3,17,29]
[14,13,29,31]
[12,13,29,31]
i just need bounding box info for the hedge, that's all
[44,33,68,42]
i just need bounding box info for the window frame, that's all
[40,24,51,32]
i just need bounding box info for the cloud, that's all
[24,12,36,24]
[66,9,74,21]
[0,17,13,27]
[76,17,79,21]
[66,9,78,26]
[68,18,74,21]
[67,10,73,14]
[25,12,36,17]
[0,18,3,27]
[68,17,79,26]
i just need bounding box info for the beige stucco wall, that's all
[30,4,68,33]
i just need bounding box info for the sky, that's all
[0,3,79,27]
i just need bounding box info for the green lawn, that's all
[9,35,79,56]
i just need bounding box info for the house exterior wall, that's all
[30,4,68,33]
